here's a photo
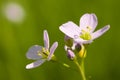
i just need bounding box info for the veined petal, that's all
[91,25,110,40]
[44,30,49,49]
[59,21,81,38]
[48,42,58,61]
[80,13,98,32]
[26,45,43,60]
[26,59,46,69]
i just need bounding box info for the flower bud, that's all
[64,35,73,47]
[67,50,75,60]
[75,43,81,52]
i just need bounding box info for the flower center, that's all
[80,26,92,40]
[38,47,49,58]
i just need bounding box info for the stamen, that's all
[37,48,50,58]
[80,26,92,40]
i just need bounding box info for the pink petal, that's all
[74,38,93,44]
[44,30,49,49]
[26,59,46,69]
[59,21,81,38]
[48,42,58,61]
[91,25,110,40]
[80,13,98,32]
[26,45,43,60]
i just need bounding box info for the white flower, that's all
[59,13,110,44]
[26,30,58,69]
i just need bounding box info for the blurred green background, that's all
[0,0,119,80]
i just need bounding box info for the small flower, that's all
[59,13,110,44]
[26,30,58,69]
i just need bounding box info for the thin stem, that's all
[74,61,86,80]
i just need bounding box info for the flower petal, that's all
[59,21,81,38]
[74,38,93,44]
[48,42,58,60]
[91,25,110,40]
[26,45,43,60]
[26,59,46,69]
[44,30,49,49]
[80,13,98,32]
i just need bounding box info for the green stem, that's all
[74,61,86,80]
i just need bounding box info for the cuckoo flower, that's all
[26,30,58,69]
[59,13,110,44]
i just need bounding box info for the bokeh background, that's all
[0,0,119,80]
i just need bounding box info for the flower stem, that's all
[74,60,86,80]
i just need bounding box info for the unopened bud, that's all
[64,35,73,47]
[67,50,75,60]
